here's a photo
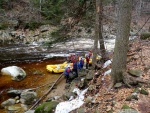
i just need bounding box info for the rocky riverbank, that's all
[25,38,149,113]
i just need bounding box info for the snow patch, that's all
[104,69,111,76]
[55,88,88,113]
[103,60,112,68]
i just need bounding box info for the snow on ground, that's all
[55,88,88,113]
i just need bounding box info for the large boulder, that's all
[35,101,59,113]
[1,66,26,81]
[20,89,37,105]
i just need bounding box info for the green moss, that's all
[140,32,150,40]
[140,88,149,95]
[35,101,59,113]
[122,104,131,109]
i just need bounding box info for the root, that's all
[123,72,148,87]
[108,82,114,92]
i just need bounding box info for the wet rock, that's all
[128,69,143,77]
[114,83,122,88]
[1,66,26,81]
[20,89,37,105]
[1,98,16,108]
[62,92,77,101]
[46,96,61,102]
[35,101,59,113]
[7,90,23,97]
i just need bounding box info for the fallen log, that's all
[29,73,64,110]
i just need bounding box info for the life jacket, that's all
[80,59,84,65]
[86,56,90,63]
[64,67,71,75]
[73,62,78,70]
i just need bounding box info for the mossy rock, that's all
[140,32,150,40]
[122,104,131,109]
[128,69,142,77]
[140,88,149,95]
[35,101,59,113]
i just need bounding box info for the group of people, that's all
[64,50,92,83]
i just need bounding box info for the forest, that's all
[0,0,150,113]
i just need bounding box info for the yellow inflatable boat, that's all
[46,62,73,74]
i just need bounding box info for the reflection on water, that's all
[0,57,66,113]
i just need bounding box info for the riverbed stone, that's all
[7,105,21,111]
[7,89,23,97]
[1,98,16,108]
[35,101,59,113]
[20,90,37,105]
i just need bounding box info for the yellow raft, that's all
[46,62,73,74]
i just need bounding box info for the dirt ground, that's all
[79,38,150,113]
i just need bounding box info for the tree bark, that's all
[92,0,100,69]
[110,0,132,85]
[98,0,105,55]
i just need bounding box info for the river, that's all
[0,44,69,113]
[0,37,115,112]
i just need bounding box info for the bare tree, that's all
[109,0,132,88]
[93,0,106,68]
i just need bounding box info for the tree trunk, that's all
[92,0,100,69]
[110,0,132,85]
[98,0,105,55]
